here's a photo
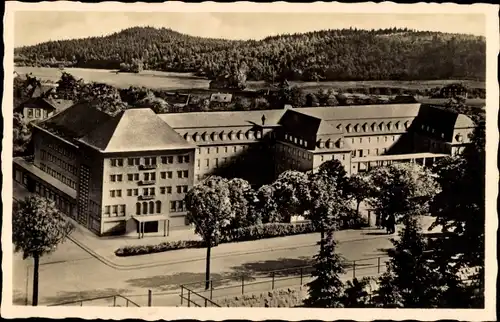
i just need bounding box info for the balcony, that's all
[138,180,156,186]
[138,195,155,201]
[139,164,157,170]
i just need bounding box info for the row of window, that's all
[277,145,313,161]
[170,200,186,212]
[34,181,72,215]
[196,157,240,169]
[39,163,77,189]
[110,155,190,167]
[348,135,402,145]
[196,145,251,155]
[317,154,347,162]
[283,134,311,149]
[41,150,78,175]
[351,148,388,158]
[136,201,162,215]
[47,142,76,160]
[343,121,410,133]
[420,124,446,139]
[184,130,262,143]
[104,204,126,217]
[27,108,48,119]
[109,170,189,183]
[114,185,190,198]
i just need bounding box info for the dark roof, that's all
[79,108,195,153]
[279,109,340,138]
[31,84,56,98]
[15,97,57,113]
[39,102,112,139]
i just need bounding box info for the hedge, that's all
[115,218,367,257]
[115,222,315,257]
[216,287,307,307]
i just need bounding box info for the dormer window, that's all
[379,122,385,131]
[318,140,325,148]
[184,133,191,142]
[325,140,332,149]
[337,138,344,148]
[229,132,235,140]
[371,122,377,132]
[211,132,218,141]
[362,123,368,132]
[201,132,208,141]
[256,131,262,139]
[337,124,343,131]
[354,124,360,133]
[248,131,254,140]
[237,131,243,140]
[404,121,410,130]
[193,133,200,142]
[387,122,392,131]
[455,133,463,142]
[220,131,227,141]
[346,124,352,133]
[395,122,400,130]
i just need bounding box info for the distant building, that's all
[393,95,419,104]
[439,83,468,98]
[15,97,73,122]
[14,102,475,238]
[210,93,233,103]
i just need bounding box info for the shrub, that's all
[115,220,366,257]
[114,240,204,257]
[217,287,306,307]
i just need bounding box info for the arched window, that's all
[136,202,141,215]
[156,201,162,214]
[142,202,148,215]
[149,201,155,214]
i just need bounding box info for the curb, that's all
[69,233,392,271]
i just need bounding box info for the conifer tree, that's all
[374,214,442,308]
[304,229,345,308]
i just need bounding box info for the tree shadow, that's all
[43,287,130,305]
[363,232,391,236]
[125,271,254,292]
[229,256,315,278]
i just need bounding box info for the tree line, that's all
[15,26,485,82]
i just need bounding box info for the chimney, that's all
[261,115,266,126]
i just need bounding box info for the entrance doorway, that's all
[137,221,159,234]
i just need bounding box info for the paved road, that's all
[13,229,395,307]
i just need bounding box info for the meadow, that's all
[15,66,485,95]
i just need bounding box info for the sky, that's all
[14,11,486,48]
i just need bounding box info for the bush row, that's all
[115,219,367,257]
[216,287,307,307]
[219,222,316,243]
[114,240,204,257]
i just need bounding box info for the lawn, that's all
[15,66,485,95]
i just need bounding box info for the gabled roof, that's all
[40,102,112,139]
[79,108,195,153]
[16,97,57,113]
[279,109,341,137]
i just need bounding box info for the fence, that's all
[49,294,141,307]
[178,255,390,307]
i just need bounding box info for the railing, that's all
[179,255,390,305]
[138,180,156,186]
[179,286,221,307]
[138,195,155,200]
[48,294,141,307]
[139,164,157,170]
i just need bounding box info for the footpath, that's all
[67,219,396,271]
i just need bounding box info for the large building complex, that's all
[13,102,475,237]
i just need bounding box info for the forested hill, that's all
[14,26,486,82]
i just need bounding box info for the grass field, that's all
[15,66,485,94]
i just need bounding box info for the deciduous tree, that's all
[185,176,233,290]
[12,196,74,306]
